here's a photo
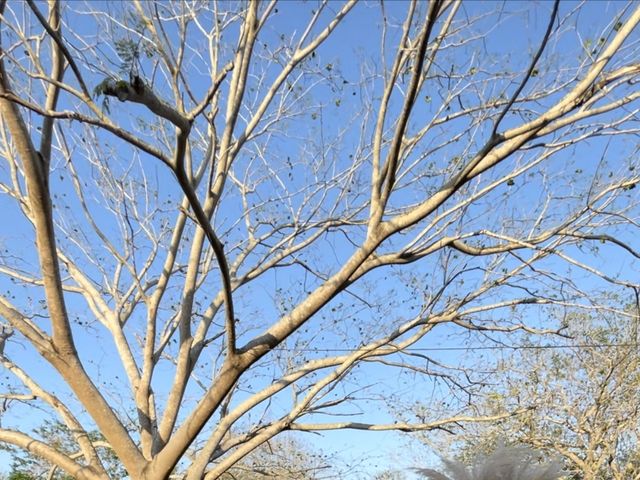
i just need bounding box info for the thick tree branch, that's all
[288,408,534,433]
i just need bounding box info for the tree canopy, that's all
[0,1,639,479]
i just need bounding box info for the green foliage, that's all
[93,78,134,112]
[7,473,34,480]
[114,11,156,74]
[92,78,113,113]
[114,38,140,72]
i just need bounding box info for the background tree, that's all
[373,470,408,480]
[218,436,340,480]
[425,304,640,480]
[0,1,639,479]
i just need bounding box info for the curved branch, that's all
[172,131,237,356]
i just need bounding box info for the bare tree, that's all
[0,1,639,479]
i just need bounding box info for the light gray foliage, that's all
[416,445,564,480]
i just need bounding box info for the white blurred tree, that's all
[0,1,639,478]
[416,445,564,480]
